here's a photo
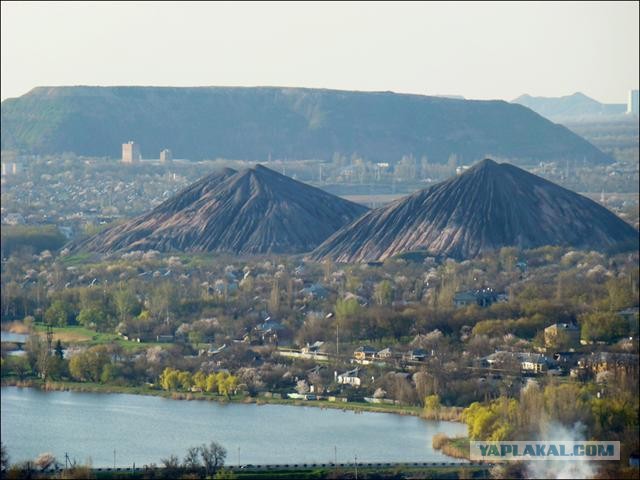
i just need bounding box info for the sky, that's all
[1,1,638,103]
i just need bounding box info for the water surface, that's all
[1,387,467,467]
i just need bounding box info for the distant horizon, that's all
[2,84,636,105]
[2,2,637,103]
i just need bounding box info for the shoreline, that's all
[1,378,463,423]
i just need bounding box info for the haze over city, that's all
[1,2,639,479]
[1,1,638,103]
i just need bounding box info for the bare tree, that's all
[200,441,226,477]
[182,446,201,472]
[1,441,9,471]
[160,454,181,479]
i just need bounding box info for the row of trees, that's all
[0,440,228,480]
[462,378,639,463]
[159,368,238,397]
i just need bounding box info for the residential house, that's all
[353,345,377,362]
[377,347,396,359]
[519,353,550,374]
[255,320,291,346]
[544,323,580,349]
[300,283,328,300]
[583,352,639,375]
[302,341,325,355]
[453,288,501,308]
[403,348,428,362]
[337,368,361,387]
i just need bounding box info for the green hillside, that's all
[1,86,611,165]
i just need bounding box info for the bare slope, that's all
[74,165,368,255]
[310,159,638,262]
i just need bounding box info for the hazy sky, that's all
[1,1,638,103]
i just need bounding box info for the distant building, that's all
[353,345,376,361]
[544,323,580,349]
[628,89,639,115]
[122,141,141,163]
[336,368,361,387]
[453,288,501,308]
[1,162,20,176]
[160,149,172,163]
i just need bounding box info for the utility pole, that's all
[238,446,240,466]
[46,324,53,353]
[113,449,116,469]
[355,454,358,480]
[334,445,337,467]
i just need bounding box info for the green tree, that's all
[374,280,393,306]
[206,373,218,393]
[193,371,207,392]
[44,299,73,327]
[160,367,180,391]
[113,287,139,324]
[218,373,237,397]
[178,371,193,391]
[100,363,119,384]
[68,348,110,382]
[580,311,629,343]
[423,394,441,420]
[77,307,106,329]
[335,298,362,321]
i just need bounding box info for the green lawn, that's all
[32,324,165,351]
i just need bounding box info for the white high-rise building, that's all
[122,141,141,163]
[627,89,639,115]
[160,149,172,163]
[1,162,20,176]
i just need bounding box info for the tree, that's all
[44,299,73,327]
[193,371,207,392]
[1,441,9,471]
[160,367,180,391]
[423,394,441,420]
[269,279,280,313]
[100,363,118,384]
[295,379,310,395]
[200,441,226,477]
[77,307,106,329]
[25,334,50,380]
[183,446,201,471]
[178,371,193,391]
[580,311,629,343]
[160,454,181,479]
[6,356,31,380]
[54,340,64,360]
[205,373,218,393]
[374,280,393,306]
[335,298,361,321]
[68,348,110,382]
[113,287,139,325]
[218,374,237,398]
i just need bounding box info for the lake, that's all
[0,332,29,343]
[0,387,467,467]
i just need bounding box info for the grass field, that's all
[31,324,164,351]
